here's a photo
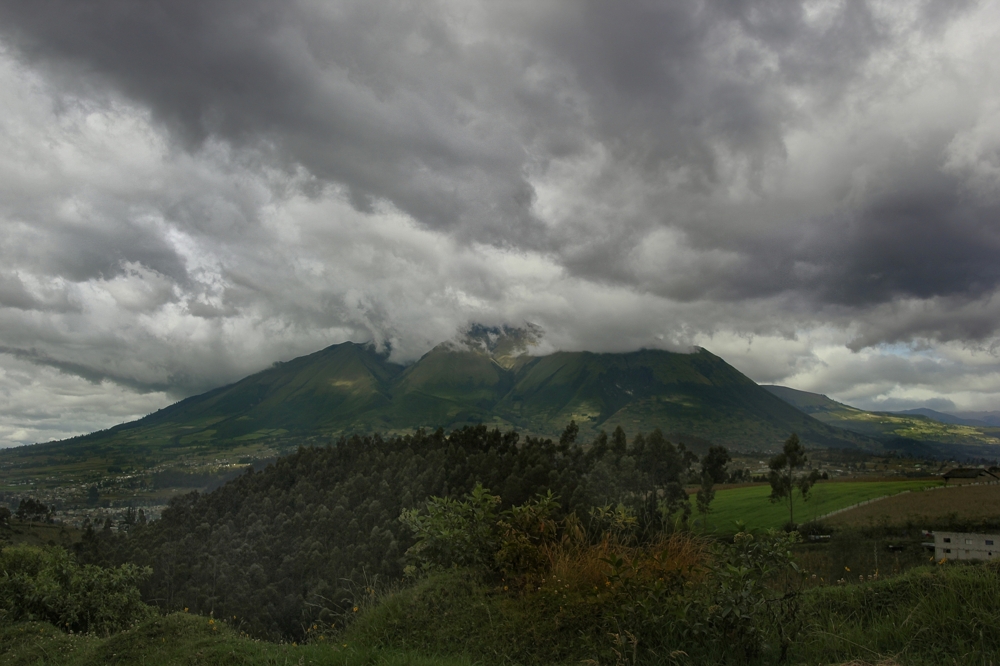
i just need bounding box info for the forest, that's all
[70,424,716,641]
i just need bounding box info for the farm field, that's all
[825,482,1000,528]
[696,479,943,532]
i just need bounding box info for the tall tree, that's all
[696,446,730,527]
[767,434,820,527]
[701,446,731,485]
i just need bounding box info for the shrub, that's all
[0,544,153,635]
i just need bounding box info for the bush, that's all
[0,544,153,636]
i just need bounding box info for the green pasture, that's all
[695,479,943,532]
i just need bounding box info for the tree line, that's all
[75,423,734,641]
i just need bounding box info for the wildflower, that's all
[844,567,850,572]
[352,606,359,612]
[184,607,189,613]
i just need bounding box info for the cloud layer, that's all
[1,0,1000,446]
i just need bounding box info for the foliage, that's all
[74,423,709,641]
[396,486,808,664]
[399,483,503,573]
[15,499,51,525]
[401,484,570,582]
[6,564,1000,665]
[0,612,477,666]
[768,433,822,527]
[0,545,152,636]
[698,528,804,662]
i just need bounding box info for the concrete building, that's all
[933,531,1000,561]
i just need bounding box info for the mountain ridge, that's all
[762,384,1000,454]
[20,339,880,456]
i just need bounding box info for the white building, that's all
[933,531,1000,561]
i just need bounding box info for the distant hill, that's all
[763,385,1000,454]
[890,408,991,427]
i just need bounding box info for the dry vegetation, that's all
[825,483,1000,527]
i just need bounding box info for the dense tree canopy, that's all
[77,425,708,640]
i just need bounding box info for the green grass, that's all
[7,564,1000,665]
[0,613,478,666]
[348,563,1000,665]
[698,479,942,532]
[791,563,1000,665]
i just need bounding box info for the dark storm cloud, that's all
[0,0,545,246]
[0,345,173,393]
[1,0,992,322]
[0,0,999,446]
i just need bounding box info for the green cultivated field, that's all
[697,479,943,531]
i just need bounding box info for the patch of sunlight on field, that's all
[696,479,942,533]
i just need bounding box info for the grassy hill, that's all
[763,385,1000,452]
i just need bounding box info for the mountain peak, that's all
[449,323,543,368]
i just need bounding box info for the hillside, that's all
[0,335,895,505]
[763,385,1000,453]
[2,338,878,471]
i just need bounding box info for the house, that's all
[932,531,1000,561]
[941,468,999,485]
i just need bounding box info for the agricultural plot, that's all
[825,482,1000,528]
[696,479,942,532]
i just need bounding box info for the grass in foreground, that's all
[6,562,1000,665]
[699,480,941,532]
[346,563,1000,665]
[0,613,477,666]
[793,563,1000,665]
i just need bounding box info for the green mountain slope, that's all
[15,339,877,459]
[762,385,1000,450]
[491,349,866,450]
[123,341,405,440]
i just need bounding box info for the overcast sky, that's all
[1,0,1000,447]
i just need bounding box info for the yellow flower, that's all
[844,567,850,572]
[353,606,359,612]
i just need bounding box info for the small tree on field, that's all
[767,434,821,527]
[696,446,730,527]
